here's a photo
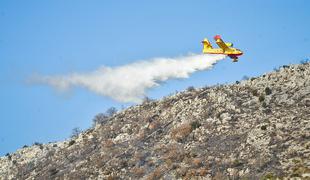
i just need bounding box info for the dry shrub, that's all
[171,123,193,141]
[191,158,203,168]
[131,167,145,178]
[183,167,209,179]
[197,167,209,176]
[214,172,228,180]
[103,139,114,148]
[163,143,185,163]
[184,169,196,179]
[147,159,155,167]
[106,175,118,180]
[137,129,146,140]
[165,158,173,168]
[184,168,206,179]
[148,121,160,130]
[146,166,166,180]
[176,166,188,177]
[133,151,144,160]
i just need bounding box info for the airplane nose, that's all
[214,35,221,40]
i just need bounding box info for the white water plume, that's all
[32,54,226,103]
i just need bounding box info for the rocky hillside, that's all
[1,62,310,179]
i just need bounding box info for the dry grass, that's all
[191,158,203,168]
[130,167,145,178]
[137,129,146,140]
[171,123,193,141]
[103,139,114,148]
[148,121,160,130]
[162,143,185,163]
[146,166,166,180]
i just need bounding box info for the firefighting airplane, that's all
[202,35,243,62]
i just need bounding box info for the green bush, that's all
[49,168,58,176]
[261,125,267,130]
[263,172,277,180]
[187,86,195,91]
[251,77,257,81]
[33,142,42,146]
[106,107,117,116]
[190,121,201,130]
[259,95,265,102]
[68,140,75,146]
[5,153,11,160]
[251,89,258,96]
[265,87,272,95]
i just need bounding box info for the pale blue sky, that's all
[0,0,309,155]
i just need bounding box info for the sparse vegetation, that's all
[93,107,118,126]
[251,89,259,96]
[33,142,44,150]
[143,96,154,104]
[187,86,195,91]
[1,62,309,179]
[33,142,42,146]
[131,167,145,178]
[171,123,193,142]
[261,125,267,130]
[262,172,277,180]
[265,87,272,95]
[68,140,75,146]
[71,127,81,138]
[191,157,203,168]
[232,159,244,167]
[146,166,165,180]
[106,107,117,117]
[49,168,58,176]
[93,113,109,125]
[190,121,201,130]
[251,77,257,81]
[259,95,265,102]
[5,153,11,161]
[262,101,267,108]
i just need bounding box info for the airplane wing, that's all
[214,35,230,51]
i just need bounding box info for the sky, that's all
[0,0,309,156]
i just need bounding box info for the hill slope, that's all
[1,63,310,179]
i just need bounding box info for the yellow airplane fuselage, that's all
[202,47,242,55]
[202,36,243,62]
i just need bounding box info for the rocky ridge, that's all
[1,62,310,179]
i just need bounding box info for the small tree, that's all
[187,86,195,92]
[106,107,117,117]
[142,96,154,104]
[259,95,265,102]
[92,107,118,126]
[93,113,109,125]
[71,127,81,138]
[265,87,272,95]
